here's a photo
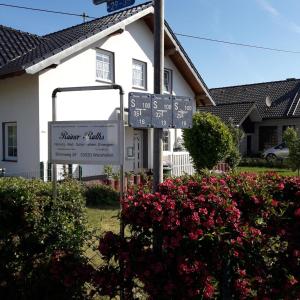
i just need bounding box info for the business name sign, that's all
[49,121,121,165]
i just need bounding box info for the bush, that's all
[225,146,241,169]
[85,183,119,207]
[284,127,300,174]
[93,173,300,299]
[239,157,289,168]
[0,178,89,299]
[183,112,234,172]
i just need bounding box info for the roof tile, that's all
[210,79,300,119]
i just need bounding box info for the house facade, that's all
[0,2,213,178]
[203,79,300,156]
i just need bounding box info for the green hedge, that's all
[84,183,119,207]
[0,178,88,299]
[239,157,289,168]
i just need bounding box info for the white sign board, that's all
[49,121,121,165]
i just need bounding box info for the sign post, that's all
[153,0,164,192]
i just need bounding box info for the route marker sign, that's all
[152,94,173,128]
[128,92,152,128]
[173,96,193,129]
[128,92,194,129]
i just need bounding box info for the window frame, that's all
[163,68,173,94]
[132,59,147,90]
[96,48,115,83]
[2,122,17,162]
[162,129,170,151]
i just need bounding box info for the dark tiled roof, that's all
[0,25,45,68]
[199,101,257,125]
[0,1,152,77]
[210,79,300,119]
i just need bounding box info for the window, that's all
[163,130,170,151]
[132,59,147,89]
[259,126,277,150]
[96,49,114,82]
[164,69,173,94]
[3,122,17,161]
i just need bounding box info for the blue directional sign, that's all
[93,0,107,5]
[107,0,135,12]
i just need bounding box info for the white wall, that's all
[0,74,40,177]
[0,19,197,177]
[38,19,196,174]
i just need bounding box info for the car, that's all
[262,142,289,162]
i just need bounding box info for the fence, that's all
[163,151,195,177]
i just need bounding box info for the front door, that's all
[133,131,143,172]
[247,135,252,155]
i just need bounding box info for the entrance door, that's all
[247,135,252,155]
[133,131,143,172]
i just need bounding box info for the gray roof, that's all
[199,101,257,125]
[0,1,152,77]
[0,0,211,105]
[210,78,300,119]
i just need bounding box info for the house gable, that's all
[0,2,213,105]
[210,78,300,120]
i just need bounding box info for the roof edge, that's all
[25,6,154,75]
[211,78,300,91]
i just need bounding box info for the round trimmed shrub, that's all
[183,112,234,172]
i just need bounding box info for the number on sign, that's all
[142,102,151,109]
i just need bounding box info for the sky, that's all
[1,0,300,88]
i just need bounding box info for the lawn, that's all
[85,205,120,270]
[237,166,298,176]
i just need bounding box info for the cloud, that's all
[257,0,300,35]
[288,21,300,34]
[257,0,280,17]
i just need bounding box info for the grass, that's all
[237,166,298,176]
[86,205,120,234]
[85,205,120,269]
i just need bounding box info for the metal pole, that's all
[153,0,164,192]
[52,93,58,200]
[119,89,125,300]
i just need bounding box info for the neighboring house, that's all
[201,78,300,156]
[0,2,213,178]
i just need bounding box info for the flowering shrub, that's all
[0,178,89,299]
[94,173,300,299]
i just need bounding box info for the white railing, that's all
[163,151,195,177]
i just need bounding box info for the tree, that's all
[283,127,300,175]
[225,121,244,169]
[183,112,234,172]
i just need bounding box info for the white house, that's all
[0,2,214,179]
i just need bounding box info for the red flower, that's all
[203,282,215,298]
[294,208,300,218]
[278,183,285,190]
